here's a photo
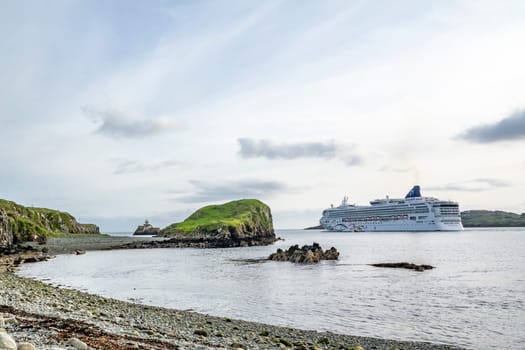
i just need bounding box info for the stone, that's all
[17,343,36,350]
[322,247,339,260]
[66,338,88,350]
[348,345,364,350]
[194,329,208,337]
[0,331,16,350]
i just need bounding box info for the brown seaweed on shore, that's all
[0,305,180,350]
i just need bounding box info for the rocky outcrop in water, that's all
[370,262,434,271]
[268,243,339,264]
[134,220,160,236]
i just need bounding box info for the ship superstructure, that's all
[319,186,463,232]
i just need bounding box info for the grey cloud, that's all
[427,178,509,192]
[238,138,361,165]
[83,106,179,139]
[175,179,287,203]
[114,159,181,174]
[459,110,525,143]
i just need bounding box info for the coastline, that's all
[1,237,465,350]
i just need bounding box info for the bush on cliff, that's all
[161,199,274,239]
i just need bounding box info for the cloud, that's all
[83,106,180,139]
[459,110,525,143]
[427,178,510,192]
[378,165,413,173]
[175,179,287,203]
[114,159,181,174]
[237,138,361,165]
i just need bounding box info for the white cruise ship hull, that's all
[320,186,464,232]
[324,219,463,232]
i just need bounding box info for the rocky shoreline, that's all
[0,238,465,350]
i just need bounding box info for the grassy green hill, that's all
[0,199,99,244]
[461,210,525,227]
[161,199,274,237]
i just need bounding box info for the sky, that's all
[1,0,525,231]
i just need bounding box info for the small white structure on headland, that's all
[133,219,160,236]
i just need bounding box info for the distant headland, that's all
[0,199,99,246]
[460,210,525,227]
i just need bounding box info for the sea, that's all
[18,228,525,350]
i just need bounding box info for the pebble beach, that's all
[0,237,466,350]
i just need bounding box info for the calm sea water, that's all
[18,229,525,350]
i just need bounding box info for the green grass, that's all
[161,199,273,236]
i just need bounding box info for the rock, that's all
[133,220,160,236]
[66,338,88,350]
[0,331,16,350]
[17,343,36,350]
[194,329,208,337]
[0,209,13,247]
[370,262,434,271]
[348,345,364,350]
[269,243,339,264]
[322,247,339,260]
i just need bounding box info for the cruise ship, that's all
[320,185,463,232]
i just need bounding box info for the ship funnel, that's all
[405,185,422,198]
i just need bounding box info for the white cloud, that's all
[83,106,180,139]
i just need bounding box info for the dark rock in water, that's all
[370,262,434,271]
[304,224,324,230]
[269,243,339,264]
[134,219,160,236]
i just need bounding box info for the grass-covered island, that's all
[155,199,277,248]
[0,199,99,245]
[461,210,525,227]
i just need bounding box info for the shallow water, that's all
[19,229,525,349]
